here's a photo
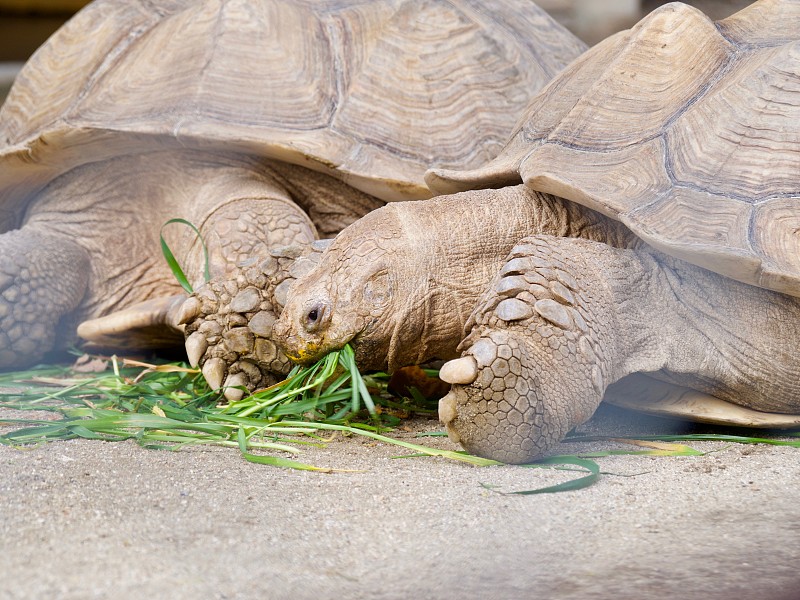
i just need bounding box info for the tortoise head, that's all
[274,204,418,372]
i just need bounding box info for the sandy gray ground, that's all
[1,403,798,600]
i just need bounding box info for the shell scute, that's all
[432,0,800,296]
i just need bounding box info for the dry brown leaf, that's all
[72,354,109,373]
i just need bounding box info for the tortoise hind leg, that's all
[0,226,91,369]
[77,294,187,349]
[605,374,800,429]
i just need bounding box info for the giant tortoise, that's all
[270,0,800,463]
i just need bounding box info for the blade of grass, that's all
[159,218,210,294]
[273,420,500,466]
[496,456,601,495]
[240,451,334,472]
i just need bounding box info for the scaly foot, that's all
[438,235,611,463]
[0,227,91,369]
[180,240,330,400]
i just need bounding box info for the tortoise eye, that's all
[302,303,327,332]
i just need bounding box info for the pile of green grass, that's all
[0,347,497,471]
[1,351,799,491]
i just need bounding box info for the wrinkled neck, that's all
[384,272,469,371]
[364,185,633,371]
[386,186,550,367]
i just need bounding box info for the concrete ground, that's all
[1,404,798,600]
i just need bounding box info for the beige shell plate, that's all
[605,374,800,429]
[0,0,586,231]
[429,0,800,297]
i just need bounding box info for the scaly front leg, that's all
[439,235,800,463]
[182,165,384,400]
[180,196,319,400]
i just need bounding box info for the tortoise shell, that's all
[0,0,586,231]
[429,0,800,297]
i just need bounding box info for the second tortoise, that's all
[273,0,800,463]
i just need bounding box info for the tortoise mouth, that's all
[282,326,362,366]
[281,341,326,365]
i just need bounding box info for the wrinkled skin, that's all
[274,186,635,371]
[275,186,800,463]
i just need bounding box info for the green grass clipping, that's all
[2,351,799,493]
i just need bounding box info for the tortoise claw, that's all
[177,296,201,326]
[185,331,208,367]
[439,356,478,385]
[223,372,249,402]
[202,358,226,390]
[438,392,461,445]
